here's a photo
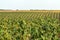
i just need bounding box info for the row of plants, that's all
[0,17,60,40]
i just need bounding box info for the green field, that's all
[0,12,60,20]
[0,12,60,40]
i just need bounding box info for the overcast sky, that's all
[0,0,60,10]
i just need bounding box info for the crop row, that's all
[0,16,60,40]
[0,12,60,20]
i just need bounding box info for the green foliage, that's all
[0,12,59,40]
[0,16,59,40]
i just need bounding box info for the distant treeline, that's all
[0,9,5,10]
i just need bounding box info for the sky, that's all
[0,0,60,10]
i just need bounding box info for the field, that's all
[0,10,60,40]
